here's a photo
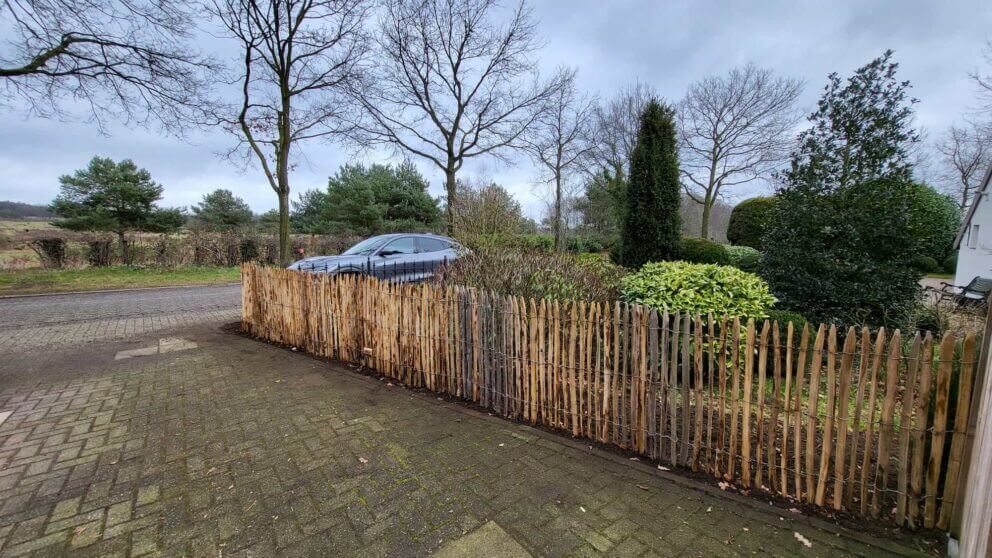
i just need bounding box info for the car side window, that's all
[416,238,448,253]
[381,237,417,255]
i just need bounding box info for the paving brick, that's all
[136,484,159,506]
[50,496,81,521]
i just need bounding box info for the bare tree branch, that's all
[970,38,992,111]
[347,0,562,233]
[585,80,657,184]
[522,68,596,250]
[935,120,992,210]
[209,0,370,264]
[0,0,218,134]
[677,63,803,238]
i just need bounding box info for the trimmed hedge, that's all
[727,197,776,249]
[910,255,939,274]
[942,252,958,274]
[678,238,730,265]
[726,245,761,273]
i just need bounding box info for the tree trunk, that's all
[554,173,562,251]
[117,231,130,265]
[700,197,712,240]
[445,166,457,235]
[277,188,290,265]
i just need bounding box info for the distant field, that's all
[0,219,56,233]
[0,219,57,270]
[0,266,241,296]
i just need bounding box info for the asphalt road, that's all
[0,284,242,352]
[0,284,241,330]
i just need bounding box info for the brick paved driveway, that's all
[0,287,928,557]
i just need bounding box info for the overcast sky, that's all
[1,0,990,218]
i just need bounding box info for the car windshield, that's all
[341,236,391,256]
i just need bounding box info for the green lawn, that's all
[0,266,241,296]
[925,272,953,280]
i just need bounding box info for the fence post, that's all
[957,307,992,557]
[950,305,992,542]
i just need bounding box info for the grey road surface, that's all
[0,284,241,353]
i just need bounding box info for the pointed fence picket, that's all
[241,263,982,529]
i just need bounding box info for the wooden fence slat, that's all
[648,309,659,459]
[925,333,955,528]
[833,327,857,510]
[612,302,622,446]
[770,321,782,494]
[938,332,977,529]
[716,316,729,479]
[805,325,826,502]
[780,322,794,497]
[860,328,886,517]
[599,304,615,442]
[793,323,810,501]
[670,312,682,465]
[754,320,769,489]
[693,315,705,471]
[845,328,871,510]
[815,325,838,507]
[874,330,903,519]
[680,313,692,466]
[658,311,670,459]
[706,315,717,474]
[742,319,756,488]
[896,333,922,524]
[727,317,741,482]
[909,333,934,528]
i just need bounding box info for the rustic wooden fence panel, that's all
[241,264,981,528]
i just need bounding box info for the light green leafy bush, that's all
[620,261,776,319]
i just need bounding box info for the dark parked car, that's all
[287,233,465,282]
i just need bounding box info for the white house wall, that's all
[956,192,992,284]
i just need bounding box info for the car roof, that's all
[374,232,457,242]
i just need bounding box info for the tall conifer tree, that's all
[619,100,681,268]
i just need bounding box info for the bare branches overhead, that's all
[970,38,992,111]
[0,0,217,133]
[677,63,803,238]
[587,80,658,184]
[523,68,596,249]
[936,121,992,210]
[349,0,564,232]
[210,0,371,263]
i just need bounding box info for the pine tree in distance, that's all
[618,100,681,268]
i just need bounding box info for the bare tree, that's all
[211,0,369,264]
[524,69,596,250]
[350,0,564,233]
[677,64,803,239]
[586,80,658,184]
[0,0,215,132]
[936,121,992,210]
[970,38,992,110]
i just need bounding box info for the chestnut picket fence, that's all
[241,263,981,529]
